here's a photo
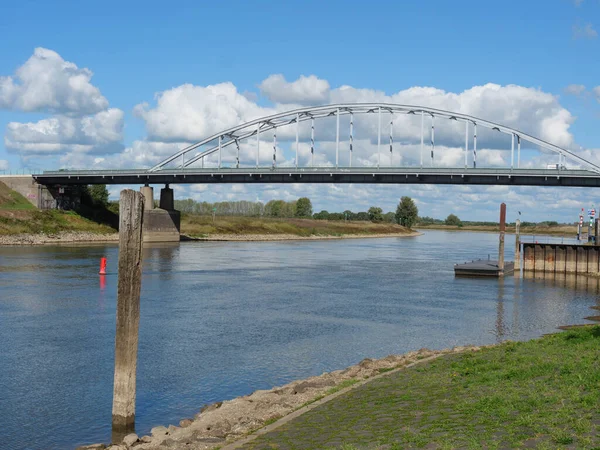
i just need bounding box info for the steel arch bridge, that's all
[36,103,600,187]
[149,103,598,173]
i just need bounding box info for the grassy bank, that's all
[240,326,600,449]
[0,209,116,235]
[0,181,116,236]
[181,215,414,238]
[0,181,36,211]
[418,223,576,237]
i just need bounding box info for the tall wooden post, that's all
[514,219,521,272]
[112,190,144,437]
[498,203,506,275]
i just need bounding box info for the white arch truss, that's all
[149,103,600,173]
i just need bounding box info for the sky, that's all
[0,0,599,222]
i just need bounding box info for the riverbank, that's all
[0,230,420,245]
[188,231,421,241]
[0,231,119,246]
[418,223,576,237]
[181,215,416,238]
[85,326,600,450]
[79,345,483,450]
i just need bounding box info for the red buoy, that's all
[99,257,107,275]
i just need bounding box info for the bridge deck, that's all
[33,167,600,187]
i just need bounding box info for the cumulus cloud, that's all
[136,77,576,165]
[564,84,586,96]
[4,108,124,155]
[594,86,600,102]
[259,74,330,105]
[58,140,186,169]
[0,160,8,170]
[0,47,109,115]
[134,82,275,142]
[573,23,598,39]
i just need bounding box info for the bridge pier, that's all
[159,185,174,210]
[141,184,180,243]
[140,185,154,210]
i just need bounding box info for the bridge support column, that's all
[159,184,174,210]
[140,185,154,210]
[142,184,180,243]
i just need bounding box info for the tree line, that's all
[173,195,421,227]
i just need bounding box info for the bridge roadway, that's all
[34,167,600,187]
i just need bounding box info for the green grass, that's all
[240,326,600,449]
[0,181,35,210]
[181,215,413,238]
[0,210,115,235]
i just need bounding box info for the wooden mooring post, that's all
[498,203,506,275]
[112,190,144,439]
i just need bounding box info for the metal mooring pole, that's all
[498,203,506,275]
[112,189,144,439]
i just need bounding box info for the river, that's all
[1,230,598,449]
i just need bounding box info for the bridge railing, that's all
[36,167,600,177]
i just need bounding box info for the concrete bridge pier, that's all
[141,184,180,243]
[159,185,174,210]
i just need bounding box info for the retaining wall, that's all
[523,243,600,275]
[0,175,56,209]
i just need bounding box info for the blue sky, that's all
[0,0,599,221]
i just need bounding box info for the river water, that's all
[1,230,599,449]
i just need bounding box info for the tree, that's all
[355,211,370,221]
[295,197,313,218]
[395,196,418,228]
[368,206,384,223]
[383,211,395,223]
[445,214,462,226]
[417,216,437,225]
[313,210,330,220]
[88,184,109,207]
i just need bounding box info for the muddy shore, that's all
[77,345,483,450]
[0,231,421,246]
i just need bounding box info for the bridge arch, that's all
[149,103,599,174]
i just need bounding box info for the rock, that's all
[151,426,169,437]
[200,401,223,414]
[167,425,178,435]
[106,446,127,450]
[179,418,193,428]
[75,445,106,450]
[122,433,139,447]
[140,436,153,443]
[291,379,335,394]
[199,419,233,438]
[358,358,375,368]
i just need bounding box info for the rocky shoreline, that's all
[77,345,483,450]
[0,231,421,246]
[0,231,119,246]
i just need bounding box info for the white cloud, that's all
[564,84,586,96]
[573,23,598,39]
[59,140,183,169]
[134,82,275,142]
[0,47,108,115]
[135,78,576,169]
[573,0,584,6]
[593,86,600,102]
[334,83,575,148]
[0,160,8,170]
[259,74,330,105]
[4,108,124,155]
